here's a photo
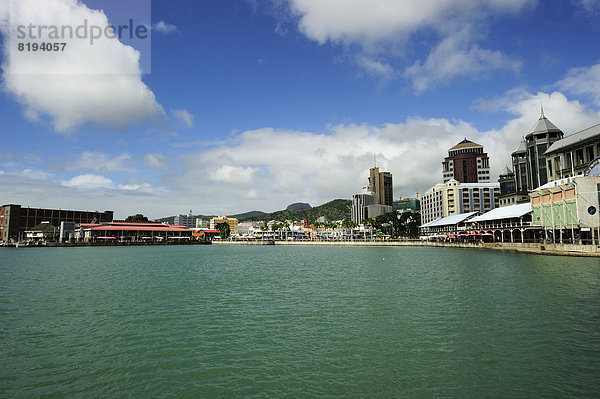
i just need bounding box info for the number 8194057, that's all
[17,42,67,51]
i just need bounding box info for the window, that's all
[586,146,594,162]
[576,149,584,165]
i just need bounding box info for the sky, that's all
[1,0,600,219]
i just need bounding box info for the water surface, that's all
[1,245,599,398]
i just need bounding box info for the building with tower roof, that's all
[544,124,600,181]
[500,110,564,203]
[512,139,528,193]
[497,166,529,207]
[523,109,564,190]
[442,139,490,183]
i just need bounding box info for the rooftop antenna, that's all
[540,100,545,118]
[373,153,377,168]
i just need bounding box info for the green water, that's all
[1,245,599,398]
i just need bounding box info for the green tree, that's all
[126,214,149,222]
[215,222,231,239]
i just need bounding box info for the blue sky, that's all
[1,0,600,218]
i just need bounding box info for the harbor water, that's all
[1,245,599,398]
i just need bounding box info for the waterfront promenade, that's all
[212,239,600,257]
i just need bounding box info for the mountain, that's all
[156,211,267,224]
[230,210,267,220]
[286,202,312,211]
[246,199,352,222]
[155,200,351,224]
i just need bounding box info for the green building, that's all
[393,198,421,212]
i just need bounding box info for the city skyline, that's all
[1,0,600,218]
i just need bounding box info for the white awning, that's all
[469,203,532,223]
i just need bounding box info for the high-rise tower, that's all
[369,167,393,207]
[442,139,490,183]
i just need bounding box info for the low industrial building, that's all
[25,221,59,241]
[0,204,113,242]
[81,221,194,242]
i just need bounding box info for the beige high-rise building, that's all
[369,167,393,207]
[420,180,500,225]
[210,216,239,235]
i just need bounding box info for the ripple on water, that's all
[1,245,599,398]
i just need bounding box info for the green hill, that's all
[156,211,267,224]
[247,199,351,222]
[155,200,351,224]
[230,210,267,220]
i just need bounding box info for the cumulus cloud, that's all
[67,151,133,173]
[355,54,395,82]
[210,165,259,186]
[2,85,598,216]
[0,0,164,132]
[556,62,600,106]
[286,0,534,45]
[171,108,194,128]
[270,0,534,90]
[404,29,522,93]
[118,178,153,192]
[158,82,599,214]
[0,168,169,218]
[62,174,114,189]
[152,20,177,34]
[574,0,600,11]
[144,153,168,171]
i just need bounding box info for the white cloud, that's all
[22,168,54,180]
[152,21,177,34]
[287,0,535,46]
[556,62,600,106]
[144,153,168,171]
[160,83,598,213]
[67,151,133,173]
[574,0,600,11]
[210,165,259,186]
[118,178,153,192]
[0,0,164,132]
[403,29,522,93]
[1,86,598,217]
[355,54,395,82]
[0,169,170,218]
[273,0,534,90]
[62,174,114,189]
[171,109,194,128]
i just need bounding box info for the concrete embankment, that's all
[212,240,600,257]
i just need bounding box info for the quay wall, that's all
[212,240,600,257]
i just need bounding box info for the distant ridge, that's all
[155,200,351,224]
[286,202,312,211]
[229,210,267,220]
[246,199,351,222]
[155,211,267,224]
